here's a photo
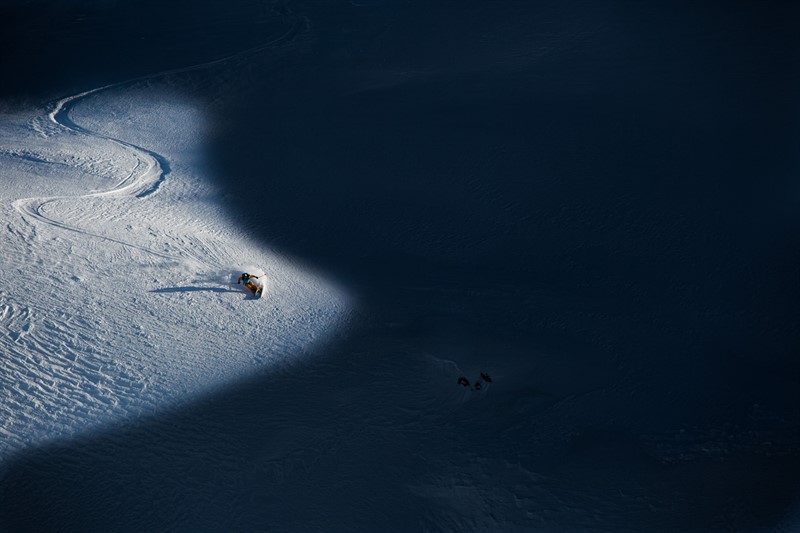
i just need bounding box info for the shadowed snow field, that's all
[1,1,799,532]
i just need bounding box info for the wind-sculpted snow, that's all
[2,3,798,531]
[0,20,348,458]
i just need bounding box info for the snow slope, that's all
[0,63,349,459]
[1,2,799,531]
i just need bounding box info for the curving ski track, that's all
[12,15,308,266]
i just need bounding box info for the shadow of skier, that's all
[149,286,239,294]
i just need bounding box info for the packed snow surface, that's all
[2,3,798,531]
[0,75,349,458]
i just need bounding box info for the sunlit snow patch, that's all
[0,83,350,458]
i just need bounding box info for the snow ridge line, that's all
[12,15,309,265]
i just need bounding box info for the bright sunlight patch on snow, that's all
[0,81,350,458]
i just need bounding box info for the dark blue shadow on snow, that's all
[1,1,799,532]
[149,286,238,294]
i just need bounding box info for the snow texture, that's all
[1,1,799,532]
[0,54,349,458]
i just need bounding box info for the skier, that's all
[237,272,264,297]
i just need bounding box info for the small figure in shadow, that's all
[457,372,494,391]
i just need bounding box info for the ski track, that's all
[13,14,309,268]
[0,14,349,458]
